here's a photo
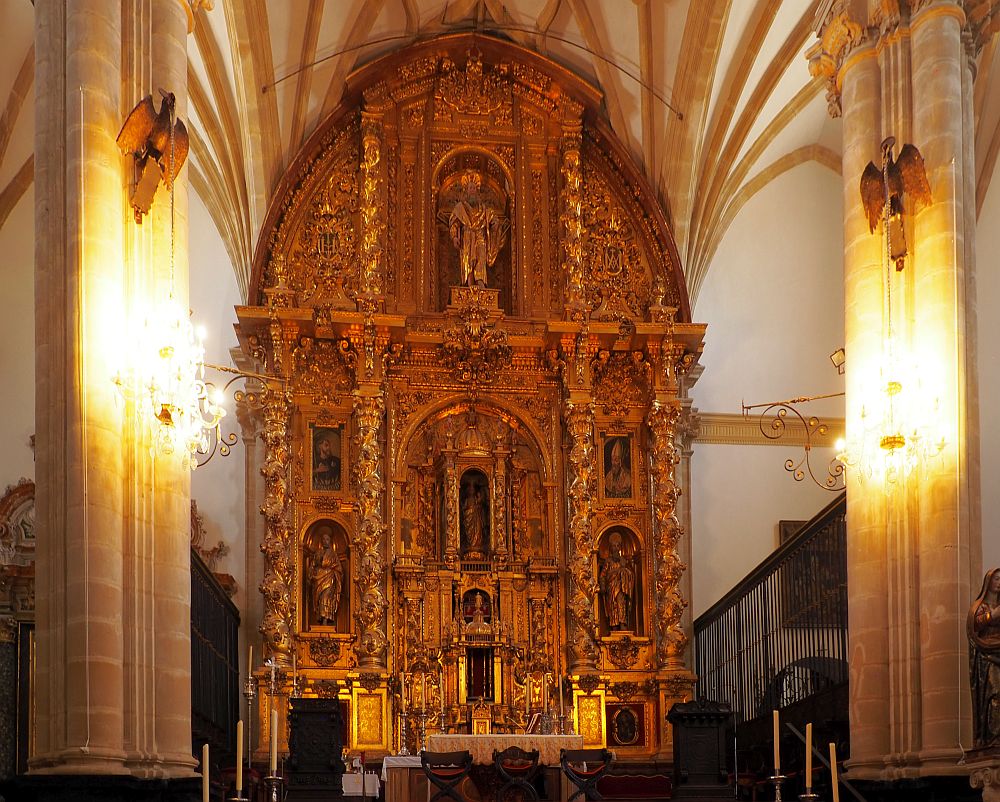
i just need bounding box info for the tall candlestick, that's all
[772,710,780,774]
[829,743,840,802]
[202,743,209,802]
[235,720,244,792]
[270,707,278,773]
[804,722,813,788]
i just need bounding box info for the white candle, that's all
[248,644,252,673]
[421,676,426,712]
[202,744,209,802]
[559,675,564,720]
[805,723,812,788]
[544,676,549,714]
[772,710,780,774]
[292,651,297,689]
[830,742,840,802]
[270,707,278,773]
[439,670,445,712]
[235,720,244,792]
[525,678,531,717]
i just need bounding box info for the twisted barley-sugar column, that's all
[911,0,979,765]
[259,387,295,666]
[647,402,686,669]
[353,393,389,669]
[564,400,600,673]
[559,130,586,317]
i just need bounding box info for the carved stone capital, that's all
[806,6,867,118]
[970,759,1000,802]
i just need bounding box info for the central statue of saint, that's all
[446,170,509,287]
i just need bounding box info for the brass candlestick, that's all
[769,774,787,802]
[264,773,284,802]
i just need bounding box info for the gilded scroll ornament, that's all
[592,350,650,417]
[565,401,600,670]
[292,337,355,406]
[805,10,865,118]
[436,51,511,119]
[259,386,295,664]
[607,635,641,670]
[439,287,512,389]
[353,394,389,667]
[647,402,687,667]
[309,638,342,666]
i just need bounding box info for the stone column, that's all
[910,0,978,769]
[32,0,128,775]
[563,400,600,674]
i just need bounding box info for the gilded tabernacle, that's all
[236,35,704,762]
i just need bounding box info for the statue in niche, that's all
[599,531,636,632]
[460,471,490,558]
[969,567,1000,746]
[308,528,345,628]
[443,170,509,287]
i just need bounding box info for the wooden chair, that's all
[560,748,613,802]
[421,749,473,802]
[493,745,540,802]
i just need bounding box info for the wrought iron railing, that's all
[693,493,847,725]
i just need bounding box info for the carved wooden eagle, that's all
[116,89,189,222]
[859,137,931,270]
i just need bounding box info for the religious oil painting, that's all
[602,434,634,499]
[311,423,343,493]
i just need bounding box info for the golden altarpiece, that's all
[237,34,704,763]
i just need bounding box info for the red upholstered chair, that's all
[560,748,613,802]
[421,749,473,802]
[493,746,540,802]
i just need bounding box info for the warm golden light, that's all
[114,301,226,469]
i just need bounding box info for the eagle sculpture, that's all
[116,89,189,223]
[859,136,932,271]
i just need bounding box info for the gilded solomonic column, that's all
[646,401,686,669]
[564,400,600,673]
[353,394,389,668]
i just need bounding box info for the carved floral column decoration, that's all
[647,400,686,668]
[564,400,600,672]
[259,384,295,665]
[353,394,388,668]
[559,127,587,318]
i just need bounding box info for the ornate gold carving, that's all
[591,350,651,417]
[296,179,358,307]
[309,637,342,666]
[415,471,437,556]
[439,287,512,390]
[606,635,640,669]
[353,394,388,667]
[647,402,686,668]
[357,115,384,302]
[609,681,639,702]
[578,674,602,694]
[357,693,384,744]
[565,401,600,671]
[436,51,511,119]
[292,337,355,405]
[259,387,295,664]
[578,694,603,745]
[190,500,228,570]
[358,672,383,692]
[560,136,587,318]
[313,679,340,697]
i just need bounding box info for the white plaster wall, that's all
[977,169,1000,573]
[689,162,845,617]
[0,189,35,489]
[188,189,247,595]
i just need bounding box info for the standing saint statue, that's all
[599,532,636,632]
[309,529,344,627]
[969,567,1000,746]
[444,170,509,287]
[461,480,489,557]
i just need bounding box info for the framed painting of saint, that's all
[311,423,343,493]
[601,434,634,500]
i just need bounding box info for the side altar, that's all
[236,34,705,767]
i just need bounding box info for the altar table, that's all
[425,733,584,764]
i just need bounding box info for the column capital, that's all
[806,3,870,118]
[175,0,214,34]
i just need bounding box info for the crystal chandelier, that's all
[114,91,224,469]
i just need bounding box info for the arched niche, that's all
[433,149,514,313]
[301,519,351,633]
[459,467,491,559]
[596,526,644,637]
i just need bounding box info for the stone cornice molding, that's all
[692,412,844,447]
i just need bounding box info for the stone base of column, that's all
[969,750,1000,802]
[4,774,203,802]
[848,776,981,802]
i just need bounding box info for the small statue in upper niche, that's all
[443,170,509,288]
[970,567,1000,747]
